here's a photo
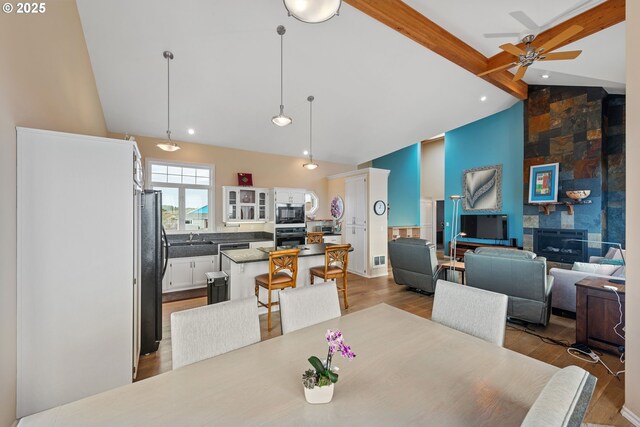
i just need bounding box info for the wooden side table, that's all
[439,261,465,284]
[575,276,625,355]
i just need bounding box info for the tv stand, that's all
[448,241,515,260]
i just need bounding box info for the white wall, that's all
[623,1,640,424]
[421,138,445,200]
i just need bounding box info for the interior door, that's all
[420,197,434,242]
[436,200,445,248]
[346,225,367,276]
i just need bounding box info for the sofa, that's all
[464,247,554,326]
[550,248,626,313]
[388,238,442,294]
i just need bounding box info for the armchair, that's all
[388,238,443,294]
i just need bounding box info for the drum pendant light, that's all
[156,50,181,152]
[272,25,292,127]
[303,96,318,170]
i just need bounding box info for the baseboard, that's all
[622,405,640,426]
[366,271,389,279]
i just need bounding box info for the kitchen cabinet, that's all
[323,235,342,244]
[163,255,218,292]
[345,175,368,276]
[274,187,305,204]
[223,186,270,223]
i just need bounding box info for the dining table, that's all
[18,303,557,426]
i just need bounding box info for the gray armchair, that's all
[388,238,442,294]
[464,247,553,326]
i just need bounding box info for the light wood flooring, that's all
[137,270,629,426]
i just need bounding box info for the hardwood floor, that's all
[138,270,630,426]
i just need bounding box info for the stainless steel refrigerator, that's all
[140,190,168,354]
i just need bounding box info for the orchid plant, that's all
[302,329,356,389]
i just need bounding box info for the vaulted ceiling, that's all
[76,0,625,165]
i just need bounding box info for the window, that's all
[148,160,214,232]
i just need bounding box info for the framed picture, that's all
[528,163,559,203]
[462,164,502,212]
[330,196,344,220]
[237,173,253,186]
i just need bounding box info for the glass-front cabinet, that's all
[223,186,270,223]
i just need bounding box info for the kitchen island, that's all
[221,244,342,312]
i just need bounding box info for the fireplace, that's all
[533,228,588,263]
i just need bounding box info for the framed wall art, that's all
[528,163,559,203]
[462,164,502,212]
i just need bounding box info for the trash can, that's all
[205,271,228,305]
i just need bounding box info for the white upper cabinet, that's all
[223,186,270,223]
[274,187,305,205]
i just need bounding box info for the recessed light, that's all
[303,150,309,155]
[187,128,195,135]
[541,74,550,79]
[480,96,487,102]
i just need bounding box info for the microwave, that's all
[275,203,305,225]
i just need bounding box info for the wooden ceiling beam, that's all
[486,0,626,72]
[344,0,528,100]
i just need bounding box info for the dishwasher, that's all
[218,242,250,270]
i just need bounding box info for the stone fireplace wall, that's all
[523,86,626,260]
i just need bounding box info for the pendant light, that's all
[272,26,292,127]
[156,50,181,152]
[283,0,341,24]
[303,96,318,170]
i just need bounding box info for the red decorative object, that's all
[237,173,253,186]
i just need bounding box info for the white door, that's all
[420,197,434,242]
[193,257,216,286]
[169,258,193,290]
[354,176,367,226]
[346,225,367,276]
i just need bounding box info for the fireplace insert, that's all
[533,228,588,263]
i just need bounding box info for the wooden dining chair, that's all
[309,244,351,309]
[306,232,324,244]
[432,279,508,346]
[255,248,300,331]
[170,296,260,369]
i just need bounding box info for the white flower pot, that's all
[304,383,334,404]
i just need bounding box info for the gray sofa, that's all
[388,238,442,294]
[464,247,554,326]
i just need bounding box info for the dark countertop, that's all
[167,231,273,258]
[222,243,350,264]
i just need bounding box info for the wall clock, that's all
[373,200,386,216]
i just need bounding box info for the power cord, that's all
[566,346,616,376]
[506,324,571,348]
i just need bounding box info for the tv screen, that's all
[460,214,508,240]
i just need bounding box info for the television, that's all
[460,214,508,240]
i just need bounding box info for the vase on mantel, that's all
[303,383,334,404]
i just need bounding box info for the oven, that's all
[275,203,305,225]
[275,227,306,248]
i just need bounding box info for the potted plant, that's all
[302,329,356,404]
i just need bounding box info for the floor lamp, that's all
[449,195,463,275]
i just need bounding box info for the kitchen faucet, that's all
[189,232,200,242]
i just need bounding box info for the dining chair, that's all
[255,247,300,330]
[521,365,597,427]
[431,279,508,346]
[170,296,260,369]
[307,232,324,244]
[279,282,342,334]
[309,244,351,309]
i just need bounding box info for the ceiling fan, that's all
[478,24,583,81]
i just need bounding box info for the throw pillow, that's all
[604,247,626,260]
[600,259,624,266]
[612,266,626,278]
[572,262,619,276]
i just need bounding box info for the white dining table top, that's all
[19,304,557,427]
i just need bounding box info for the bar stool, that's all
[309,244,351,309]
[307,232,324,244]
[255,248,300,331]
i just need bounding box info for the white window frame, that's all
[145,158,215,234]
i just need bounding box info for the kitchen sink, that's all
[171,240,216,247]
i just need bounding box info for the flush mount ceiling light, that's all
[283,0,341,24]
[156,51,181,152]
[187,128,195,135]
[303,95,319,170]
[541,73,550,79]
[480,96,487,102]
[272,25,292,126]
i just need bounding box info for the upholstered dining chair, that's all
[521,365,597,427]
[306,232,324,244]
[279,282,342,334]
[255,248,300,331]
[431,279,508,346]
[309,244,351,309]
[170,296,260,369]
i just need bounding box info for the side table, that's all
[439,261,466,284]
[575,276,625,355]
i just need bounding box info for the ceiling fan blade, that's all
[483,32,521,39]
[538,25,584,53]
[540,0,595,31]
[500,43,526,56]
[509,11,539,31]
[477,62,517,77]
[513,65,528,81]
[539,50,582,61]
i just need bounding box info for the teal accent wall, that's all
[372,143,420,226]
[444,102,524,250]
